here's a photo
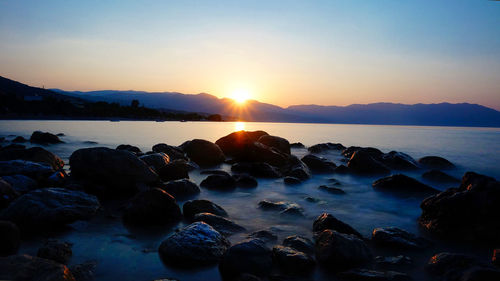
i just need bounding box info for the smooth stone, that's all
[290,142,305,149]
[257,135,291,155]
[234,175,258,188]
[158,159,191,181]
[139,153,170,173]
[372,174,439,196]
[220,238,273,279]
[12,136,27,143]
[342,147,384,159]
[0,254,75,281]
[182,199,228,220]
[0,160,54,178]
[272,245,315,274]
[380,151,419,170]
[372,227,430,249]
[193,212,245,236]
[258,200,304,216]
[179,139,225,167]
[215,130,269,156]
[318,184,346,194]
[308,143,345,153]
[200,173,236,191]
[152,143,186,161]
[284,176,301,185]
[0,220,20,256]
[30,131,64,144]
[375,255,413,267]
[301,154,336,173]
[0,146,64,170]
[37,239,73,264]
[283,235,314,255]
[347,151,390,175]
[116,144,142,155]
[249,162,282,178]
[313,213,362,238]
[159,179,200,200]
[123,188,182,226]
[315,230,372,270]
[418,156,455,170]
[247,230,278,243]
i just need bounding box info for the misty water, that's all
[1,120,499,281]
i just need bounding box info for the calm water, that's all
[1,120,499,281]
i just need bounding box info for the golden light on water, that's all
[234,121,245,131]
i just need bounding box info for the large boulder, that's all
[272,245,315,274]
[30,131,64,144]
[37,240,72,264]
[419,172,500,242]
[257,135,291,155]
[418,156,455,170]
[159,179,200,200]
[308,143,345,153]
[182,199,228,220]
[0,220,20,256]
[232,162,282,178]
[200,173,236,191]
[301,154,336,173]
[216,130,269,156]
[0,146,64,170]
[372,227,430,249]
[0,254,75,281]
[158,222,230,266]
[192,212,245,236]
[426,252,500,281]
[152,143,186,160]
[116,144,142,155]
[234,175,258,188]
[2,174,38,194]
[220,238,273,279]
[347,151,390,175]
[283,235,315,255]
[123,188,182,226]
[372,174,439,196]
[315,230,372,270]
[139,153,170,173]
[380,151,419,170]
[0,160,54,179]
[313,213,362,238]
[180,139,225,167]
[0,178,19,209]
[342,147,383,159]
[157,159,192,181]
[0,188,100,229]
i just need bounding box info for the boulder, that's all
[313,213,362,238]
[139,153,170,172]
[234,175,258,188]
[30,131,64,144]
[380,151,419,170]
[418,156,455,170]
[12,136,27,143]
[257,135,291,155]
[284,176,301,185]
[272,245,315,274]
[0,178,19,208]
[301,154,336,173]
[159,179,200,200]
[308,143,345,153]
[37,240,72,264]
[419,172,500,242]
[193,212,245,236]
[215,130,269,156]
[422,170,460,184]
[347,151,390,175]
[0,220,20,256]
[0,146,64,170]
[315,230,372,270]
[200,173,236,191]
[152,143,186,160]
[290,142,305,149]
[182,199,228,220]
[180,139,225,167]
[342,147,383,159]
[247,230,278,243]
[157,159,192,181]
[123,188,182,226]
[285,158,311,180]
[116,144,142,155]
[372,227,430,249]
[0,254,75,281]
[250,162,282,178]
[220,238,273,279]
[282,235,314,255]
[158,222,230,266]
[372,174,439,196]
[339,269,413,281]
[426,252,500,281]
[258,200,304,216]
[0,160,54,179]
[0,188,100,229]
[318,184,346,194]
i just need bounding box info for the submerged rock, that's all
[257,135,291,155]
[200,173,236,191]
[180,139,225,167]
[339,269,413,281]
[159,179,200,200]
[193,212,245,236]
[315,230,372,270]
[272,245,315,274]
[12,136,27,143]
[426,252,500,281]
[375,255,413,268]
[347,151,390,175]
[301,154,336,173]
[220,238,273,279]
[418,156,455,170]
[284,176,301,185]
[158,159,191,181]
[123,188,182,226]
[318,184,346,194]
[282,235,315,255]
[0,220,20,256]
[308,143,345,153]
[116,144,142,155]
[234,174,258,188]
[313,213,362,238]
[37,240,73,264]
[30,131,64,144]
[0,254,76,281]
[258,200,304,216]
[247,230,278,243]
[152,143,186,161]
[139,153,170,173]
[372,227,430,249]
[372,174,439,196]
[182,199,228,220]
[380,151,419,170]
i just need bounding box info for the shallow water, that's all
[1,120,499,281]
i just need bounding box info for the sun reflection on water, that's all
[234,121,245,131]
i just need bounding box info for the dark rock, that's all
[347,151,390,175]
[248,230,278,243]
[418,156,455,170]
[220,238,273,279]
[249,162,282,178]
[283,235,314,255]
[216,130,269,156]
[200,173,236,191]
[313,213,362,238]
[0,220,20,256]
[180,139,225,167]
[308,143,345,153]
[12,136,27,143]
[0,178,19,208]
[257,135,291,155]
[286,161,311,181]
[139,153,170,173]
[0,188,100,229]
[422,170,460,184]
[0,145,64,170]
[37,240,72,264]
[318,185,346,194]
[301,154,336,173]
[342,146,383,159]
[0,160,54,179]
[69,261,97,281]
[123,188,182,226]
[258,200,304,216]
[272,245,315,274]
[493,249,500,267]
[47,171,67,186]
[182,199,228,220]
[158,159,191,181]
[426,252,500,281]
[315,230,372,270]
[290,142,305,149]
[159,222,230,266]
[0,254,76,281]
[380,151,419,170]
[30,131,64,144]
[419,172,500,242]
[152,143,186,160]
[284,176,301,185]
[372,227,430,249]
[375,255,413,268]
[234,175,258,188]
[159,179,200,200]
[339,269,413,281]
[116,144,142,155]
[193,212,245,236]
[372,174,439,196]
[280,207,305,217]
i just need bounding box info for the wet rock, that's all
[180,139,225,167]
[220,238,273,279]
[47,171,67,186]
[152,143,186,160]
[0,160,54,179]
[426,252,500,281]
[158,159,191,181]
[290,142,305,149]
[193,212,245,236]
[375,255,413,268]
[0,254,76,281]
[493,249,500,267]
[342,146,383,159]
[12,136,27,143]
[315,230,372,270]
[159,222,230,266]
[139,153,170,173]
[182,199,228,220]
[286,162,311,181]
[70,261,97,281]
[283,235,314,255]
[308,143,345,153]
[258,200,304,216]
[0,178,19,208]
[0,188,100,229]
[422,170,460,184]
[301,154,336,173]
[372,227,430,249]
[380,151,419,170]
[116,144,142,155]
[284,176,301,185]
[372,174,439,196]
[318,184,346,194]
[347,151,390,175]
[251,162,282,178]
[37,240,72,264]
[159,179,200,200]
[334,164,350,174]
[419,172,500,242]
[216,130,269,156]
[418,156,455,170]
[30,131,64,144]
[257,135,291,155]
[272,245,315,274]
[339,269,413,281]
[0,220,20,256]
[123,188,182,226]
[313,213,362,238]
[200,173,236,191]
[234,174,258,188]
[0,146,64,170]
[248,230,278,243]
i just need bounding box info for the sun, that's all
[231,89,250,104]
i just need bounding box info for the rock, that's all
[347,151,390,175]
[216,130,269,156]
[284,176,301,185]
[159,179,200,200]
[220,238,273,279]
[182,199,228,220]
[152,143,186,160]
[0,160,54,179]
[30,131,64,144]
[139,153,170,172]
[200,173,236,191]
[283,235,314,255]
[0,220,20,256]
[123,188,182,226]
[158,222,230,266]
[37,240,72,264]
[12,136,27,143]
[0,146,64,170]
[315,230,372,269]
[0,254,76,281]
[313,213,362,238]
[286,159,311,181]
[69,147,158,194]
[248,230,278,243]
[47,171,67,186]
[419,172,500,242]
[116,144,142,155]
[308,143,345,153]
[375,255,413,268]
[380,151,419,170]
[318,184,346,194]
[180,139,225,167]
[493,249,500,267]
[342,147,383,159]
[422,170,460,184]
[234,175,258,188]
[158,159,191,181]
[426,252,500,281]
[334,164,350,174]
[258,200,304,216]
[339,269,413,281]
[0,188,100,229]
[69,261,97,281]
[257,135,291,155]
[372,174,439,196]
[0,178,19,208]
[290,142,305,149]
[372,227,430,249]
[418,156,455,170]
[301,154,336,173]
[272,245,315,274]
[193,212,245,236]
[249,162,282,178]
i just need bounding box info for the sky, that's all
[1,0,499,110]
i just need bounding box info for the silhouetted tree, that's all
[207,114,222,121]
[131,99,139,108]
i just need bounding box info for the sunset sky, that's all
[1,0,499,109]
